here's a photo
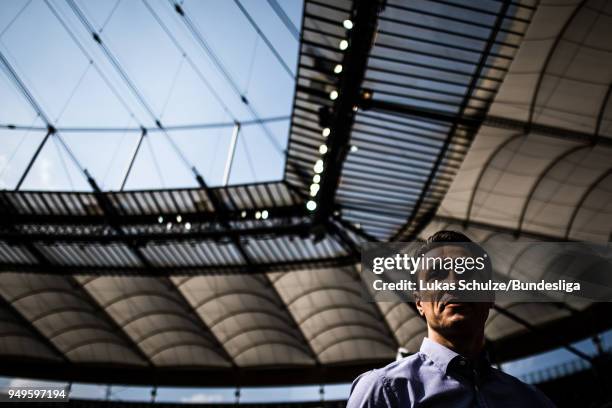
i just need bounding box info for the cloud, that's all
[180,392,225,403]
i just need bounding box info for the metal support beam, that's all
[313,0,384,224]
[0,48,60,191]
[0,201,307,226]
[0,192,55,270]
[69,169,238,367]
[564,168,612,240]
[516,145,590,236]
[527,0,587,131]
[66,0,215,192]
[433,215,576,242]
[0,221,311,244]
[14,126,54,191]
[0,358,390,387]
[223,122,240,185]
[120,126,147,190]
[19,169,157,365]
[595,82,612,140]
[325,219,401,349]
[465,133,523,227]
[492,305,593,363]
[363,99,612,147]
[0,255,357,276]
[0,293,68,362]
[68,277,154,366]
[391,0,512,241]
[233,0,294,78]
[0,44,94,190]
[333,214,380,243]
[160,277,237,366]
[194,164,320,364]
[84,174,155,269]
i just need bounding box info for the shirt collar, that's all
[419,337,491,375]
[420,337,459,374]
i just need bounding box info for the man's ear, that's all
[413,291,425,317]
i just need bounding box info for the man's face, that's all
[414,245,492,336]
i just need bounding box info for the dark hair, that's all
[413,230,492,281]
[417,230,474,256]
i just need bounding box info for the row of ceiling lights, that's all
[151,19,356,222]
[158,214,192,231]
[306,18,354,212]
[156,209,271,231]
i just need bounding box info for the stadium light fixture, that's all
[314,159,324,173]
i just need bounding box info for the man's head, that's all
[413,231,493,344]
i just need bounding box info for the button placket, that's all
[473,367,489,408]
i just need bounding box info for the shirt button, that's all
[458,360,466,366]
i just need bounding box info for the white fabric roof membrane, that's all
[490,0,612,136]
[1,0,612,387]
[438,0,612,242]
[270,266,396,364]
[0,273,146,365]
[174,274,315,367]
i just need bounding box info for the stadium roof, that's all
[1,0,612,386]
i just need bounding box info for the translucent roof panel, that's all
[0,0,302,191]
[331,0,536,241]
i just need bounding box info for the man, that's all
[347,231,555,408]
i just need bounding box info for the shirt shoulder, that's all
[346,356,425,408]
[360,353,427,384]
[488,367,556,407]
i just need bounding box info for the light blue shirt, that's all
[347,337,555,408]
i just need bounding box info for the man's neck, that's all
[428,328,485,359]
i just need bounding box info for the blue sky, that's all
[0,0,302,190]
